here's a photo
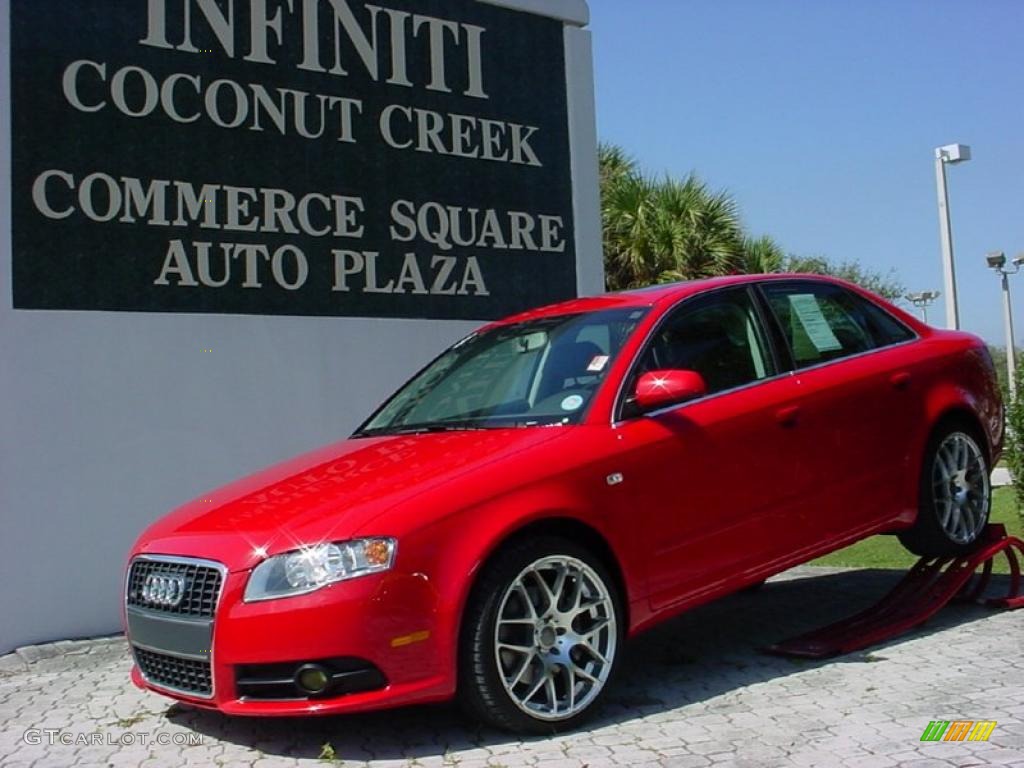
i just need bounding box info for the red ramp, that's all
[765,524,1024,659]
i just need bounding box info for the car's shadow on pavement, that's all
[171,566,1015,762]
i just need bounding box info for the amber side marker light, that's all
[391,630,431,648]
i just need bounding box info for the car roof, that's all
[492,273,861,325]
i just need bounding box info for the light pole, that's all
[905,290,940,323]
[935,143,971,330]
[986,251,1023,399]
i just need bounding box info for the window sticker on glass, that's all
[587,355,610,372]
[788,294,842,352]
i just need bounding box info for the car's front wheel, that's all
[900,427,991,557]
[459,536,622,733]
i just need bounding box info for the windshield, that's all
[355,307,649,436]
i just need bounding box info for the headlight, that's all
[243,538,396,602]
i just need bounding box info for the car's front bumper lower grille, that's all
[133,646,212,697]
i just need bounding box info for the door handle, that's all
[775,405,801,427]
[890,372,912,390]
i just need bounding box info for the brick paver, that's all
[1,566,1021,767]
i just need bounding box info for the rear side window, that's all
[761,282,914,368]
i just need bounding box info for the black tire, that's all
[899,424,991,558]
[458,535,623,734]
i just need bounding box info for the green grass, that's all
[811,487,1023,572]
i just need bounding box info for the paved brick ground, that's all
[1,566,1022,768]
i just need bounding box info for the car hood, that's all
[133,428,568,571]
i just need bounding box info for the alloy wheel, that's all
[493,555,617,721]
[932,432,989,545]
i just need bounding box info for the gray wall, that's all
[0,0,601,653]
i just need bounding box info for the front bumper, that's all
[127,559,455,715]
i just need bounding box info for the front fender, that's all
[360,479,625,697]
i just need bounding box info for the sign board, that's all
[10,0,578,320]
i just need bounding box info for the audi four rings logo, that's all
[141,574,187,606]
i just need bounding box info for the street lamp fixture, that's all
[935,143,971,330]
[986,250,1022,398]
[905,290,940,323]
[938,144,971,164]
[987,252,1006,270]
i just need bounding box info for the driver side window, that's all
[624,288,775,415]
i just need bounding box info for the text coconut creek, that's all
[32,172,567,295]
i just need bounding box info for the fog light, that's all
[295,664,331,694]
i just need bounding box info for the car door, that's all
[757,280,921,542]
[609,286,813,611]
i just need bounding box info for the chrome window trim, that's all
[623,336,920,424]
[780,336,920,377]
[610,279,922,427]
[125,554,227,700]
[614,370,797,425]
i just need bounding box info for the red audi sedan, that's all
[125,274,1001,733]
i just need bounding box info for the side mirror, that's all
[634,370,707,412]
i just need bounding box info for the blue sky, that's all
[587,0,1024,344]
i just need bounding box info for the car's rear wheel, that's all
[459,536,622,734]
[899,427,991,557]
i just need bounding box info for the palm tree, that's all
[650,175,744,281]
[598,143,636,189]
[736,235,786,275]
[600,146,746,290]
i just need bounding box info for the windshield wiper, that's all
[353,421,490,438]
